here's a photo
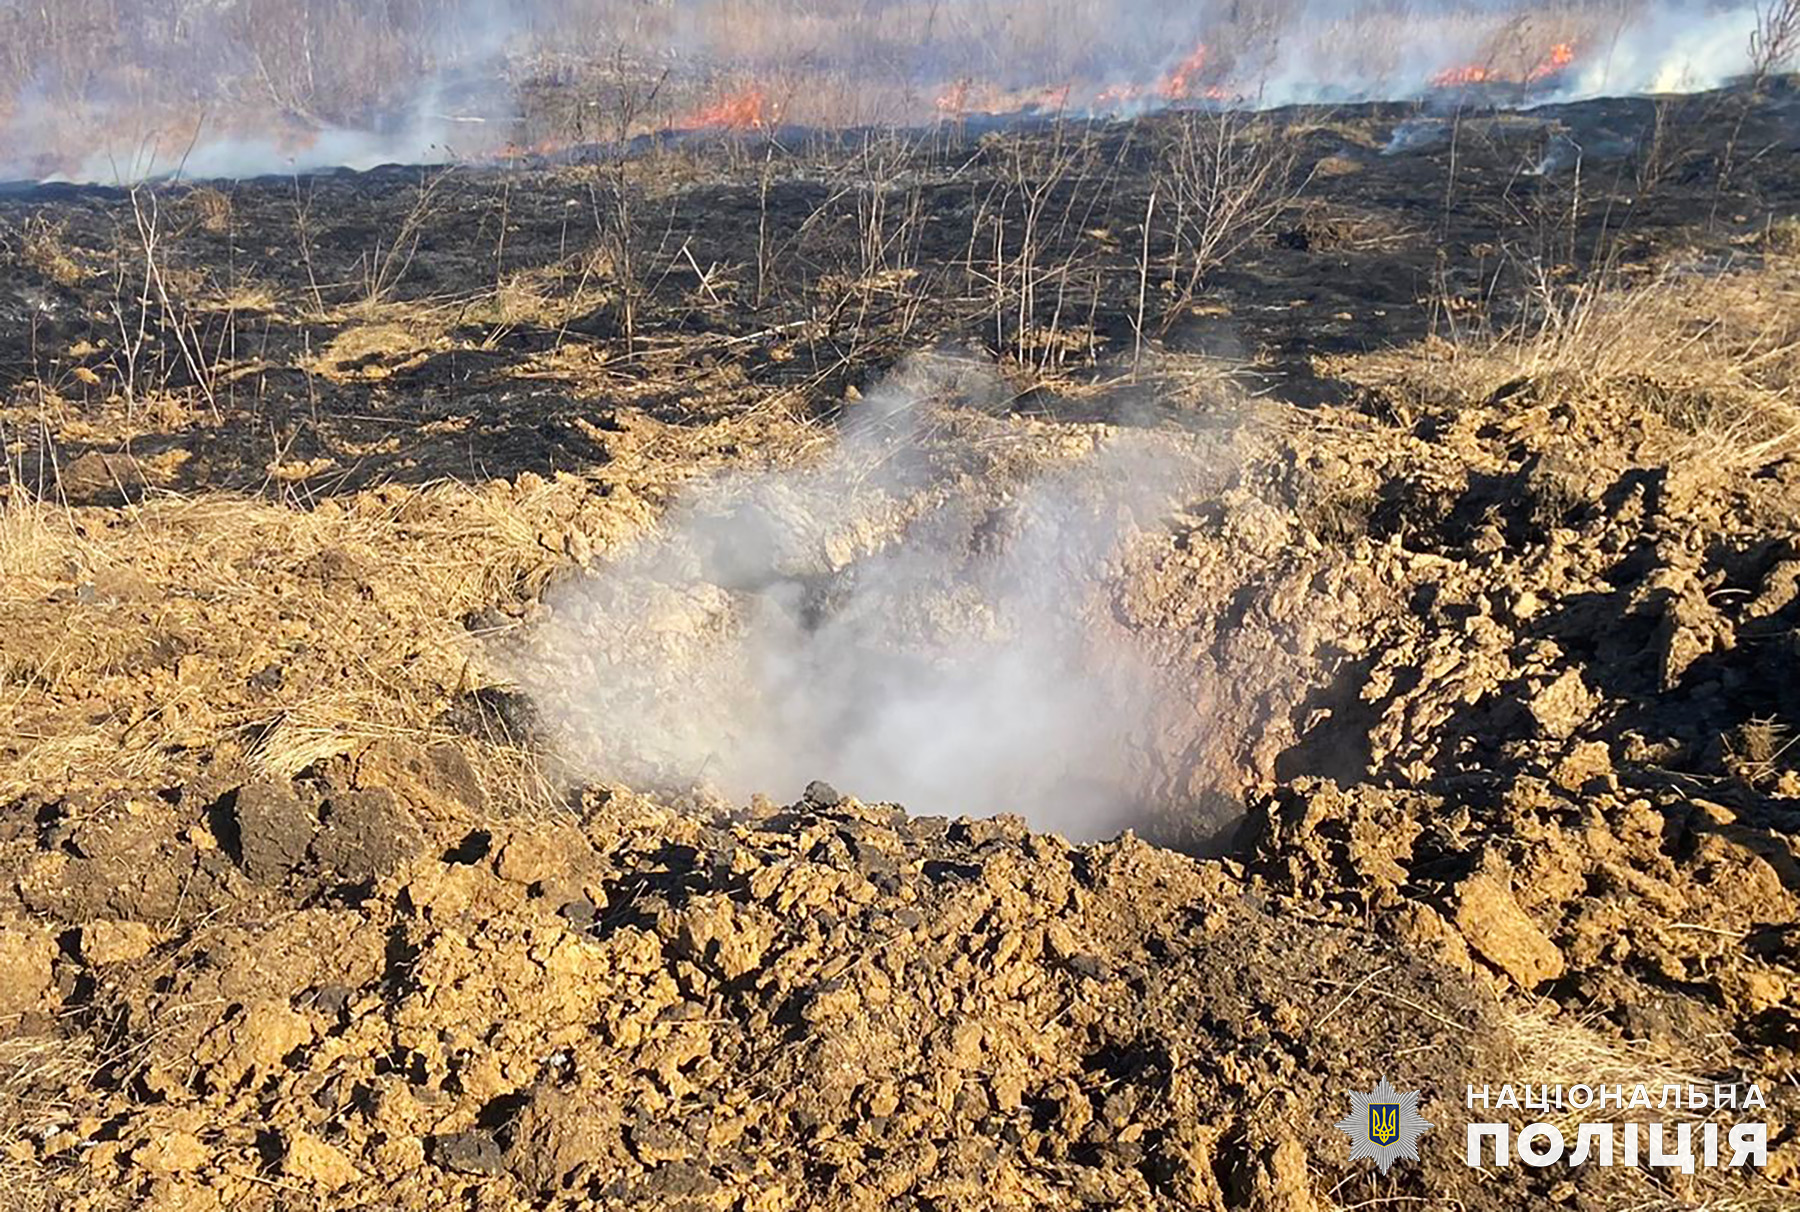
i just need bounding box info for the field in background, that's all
[0,0,1790,180]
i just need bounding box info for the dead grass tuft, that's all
[1724,716,1797,789]
[1483,1006,1776,1207]
[0,489,80,596]
[181,185,234,234]
[460,265,615,337]
[0,1033,98,1212]
[304,315,450,380]
[197,279,279,315]
[1765,215,1800,256]
[1331,259,1800,472]
[17,217,84,287]
[1502,1005,1713,1121]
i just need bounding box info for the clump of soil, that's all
[0,757,1529,1211]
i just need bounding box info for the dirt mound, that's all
[6,755,1526,1211]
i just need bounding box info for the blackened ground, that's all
[3,86,1798,501]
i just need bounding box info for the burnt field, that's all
[3,83,1800,1211]
[1,88,1797,495]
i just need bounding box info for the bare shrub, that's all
[1750,0,1800,84]
[968,124,1116,374]
[586,52,669,356]
[1153,111,1306,334]
[225,0,458,125]
[357,169,457,309]
[1714,0,1800,209]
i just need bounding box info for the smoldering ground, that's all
[504,357,1219,838]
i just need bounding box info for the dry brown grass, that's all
[1480,1006,1787,1211]
[17,217,84,287]
[1765,216,1800,255]
[1502,1005,1712,1118]
[456,263,617,340]
[196,280,280,316]
[0,1033,99,1212]
[1723,716,1799,790]
[0,490,78,596]
[0,479,622,810]
[1330,258,1800,471]
[302,314,450,380]
[180,186,234,234]
[0,383,825,821]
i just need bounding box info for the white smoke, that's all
[1248,0,1772,108]
[1,0,522,184]
[56,115,464,187]
[1561,4,1763,99]
[504,358,1203,836]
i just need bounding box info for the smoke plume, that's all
[505,358,1204,836]
[0,0,1785,184]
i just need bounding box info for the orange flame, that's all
[1527,42,1576,82]
[1158,43,1210,100]
[936,78,1002,116]
[1430,62,1492,88]
[1093,82,1144,109]
[499,136,568,159]
[936,79,1073,118]
[1092,43,1227,110]
[1432,41,1576,90]
[935,46,1232,122]
[683,87,770,131]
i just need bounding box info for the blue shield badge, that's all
[1369,1104,1400,1146]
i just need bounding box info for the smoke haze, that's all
[505,359,1204,836]
[0,0,1783,183]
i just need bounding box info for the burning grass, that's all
[680,86,774,133]
[0,0,1784,182]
